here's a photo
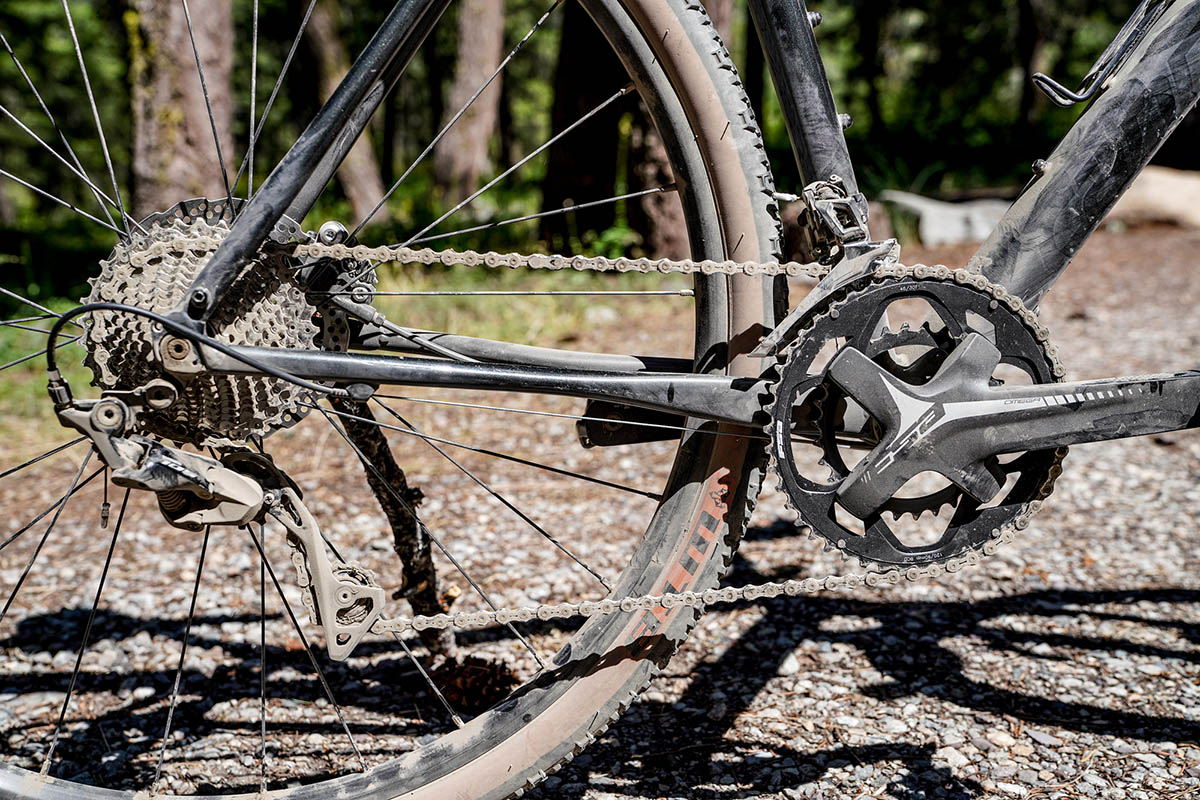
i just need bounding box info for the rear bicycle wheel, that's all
[0,0,783,796]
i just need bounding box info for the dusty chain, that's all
[135,233,1065,634]
[127,233,830,280]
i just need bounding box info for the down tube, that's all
[969,0,1200,307]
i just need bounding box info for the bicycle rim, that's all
[0,0,782,796]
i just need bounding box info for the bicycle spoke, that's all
[59,0,134,237]
[179,0,233,206]
[410,185,677,246]
[41,489,130,775]
[0,103,139,233]
[314,405,547,669]
[0,168,123,236]
[0,288,84,329]
[371,398,611,590]
[302,400,659,499]
[0,335,82,373]
[0,314,55,327]
[151,524,211,792]
[351,0,566,236]
[0,437,86,482]
[0,465,104,554]
[324,288,694,297]
[0,449,93,626]
[0,30,119,231]
[401,83,636,247]
[392,632,463,728]
[245,524,366,771]
[0,321,55,335]
[229,0,319,200]
[254,525,267,793]
[248,0,259,200]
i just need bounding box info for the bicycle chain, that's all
[127,234,1065,635]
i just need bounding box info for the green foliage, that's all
[0,0,1153,308]
[787,0,1140,196]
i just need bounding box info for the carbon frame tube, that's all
[745,0,859,194]
[179,0,452,327]
[192,344,769,426]
[968,0,1200,307]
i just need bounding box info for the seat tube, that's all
[746,0,859,193]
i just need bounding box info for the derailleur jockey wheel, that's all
[769,270,1067,568]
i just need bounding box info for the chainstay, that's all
[125,234,1066,636]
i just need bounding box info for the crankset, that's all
[769,267,1067,568]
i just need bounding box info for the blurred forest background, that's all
[0,0,1185,308]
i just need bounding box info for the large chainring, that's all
[770,270,1067,568]
[83,198,320,446]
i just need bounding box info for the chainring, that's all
[770,270,1066,568]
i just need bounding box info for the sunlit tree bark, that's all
[129,0,234,218]
[434,0,506,204]
[306,2,388,224]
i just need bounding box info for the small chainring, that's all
[770,270,1066,568]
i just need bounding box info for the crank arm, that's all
[829,333,1200,515]
[181,343,771,427]
[265,488,383,661]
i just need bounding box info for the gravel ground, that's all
[1,225,1198,798]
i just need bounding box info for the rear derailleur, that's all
[49,379,382,661]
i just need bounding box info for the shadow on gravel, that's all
[527,530,1200,799]
[4,535,1197,796]
[0,608,441,791]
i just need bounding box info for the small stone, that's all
[972,736,995,752]
[777,652,802,676]
[933,746,969,769]
[1131,753,1163,766]
[1012,744,1035,757]
[987,730,1017,748]
[835,715,862,728]
[1018,769,1039,783]
[995,782,1028,796]
[1027,730,1062,746]
[882,718,909,734]
[132,687,155,701]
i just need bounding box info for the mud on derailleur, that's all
[50,381,383,661]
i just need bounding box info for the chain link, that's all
[129,233,1064,635]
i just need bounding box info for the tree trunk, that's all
[129,0,234,218]
[306,3,388,225]
[542,1,624,251]
[434,0,505,205]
